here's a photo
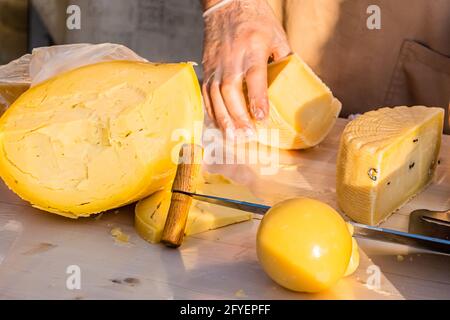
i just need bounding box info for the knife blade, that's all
[173,190,271,214]
[173,190,450,254]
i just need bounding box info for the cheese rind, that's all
[256,54,341,150]
[337,106,444,225]
[344,223,360,277]
[135,173,257,243]
[0,61,203,217]
[256,197,352,293]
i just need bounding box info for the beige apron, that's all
[268,0,450,133]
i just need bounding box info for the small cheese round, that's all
[256,197,352,293]
[343,222,360,277]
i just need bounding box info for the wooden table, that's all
[0,119,448,299]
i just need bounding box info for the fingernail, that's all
[250,100,267,120]
[255,108,266,120]
[255,117,270,127]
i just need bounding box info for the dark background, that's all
[0,0,204,75]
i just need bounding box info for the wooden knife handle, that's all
[161,143,203,248]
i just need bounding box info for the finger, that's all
[201,41,220,121]
[245,58,270,121]
[202,80,214,120]
[220,73,255,136]
[210,80,235,139]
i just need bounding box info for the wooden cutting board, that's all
[0,119,448,299]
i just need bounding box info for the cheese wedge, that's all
[256,54,341,150]
[135,173,258,243]
[186,183,256,235]
[0,61,203,217]
[337,106,444,225]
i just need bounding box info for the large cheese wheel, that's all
[0,61,203,217]
[256,54,341,150]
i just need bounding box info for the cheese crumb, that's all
[234,289,247,298]
[111,227,130,244]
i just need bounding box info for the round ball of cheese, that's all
[256,197,352,293]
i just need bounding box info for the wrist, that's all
[202,0,225,11]
[202,0,238,18]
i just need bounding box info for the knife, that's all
[173,189,450,255]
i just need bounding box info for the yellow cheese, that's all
[135,173,257,243]
[256,54,341,150]
[256,197,353,293]
[185,183,256,235]
[0,61,203,217]
[337,106,444,225]
[344,223,360,277]
[110,227,130,244]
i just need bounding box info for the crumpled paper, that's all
[0,43,146,114]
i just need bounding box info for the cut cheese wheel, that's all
[135,172,258,243]
[0,61,203,217]
[337,106,444,225]
[256,54,341,150]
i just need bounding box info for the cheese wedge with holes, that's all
[337,106,444,225]
[256,54,341,150]
[135,173,258,243]
[0,61,203,217]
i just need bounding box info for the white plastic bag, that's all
[0,43,146,113]
[0,54,31,113]
[29,43,147,86]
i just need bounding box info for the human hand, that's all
[202,0,291,138]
